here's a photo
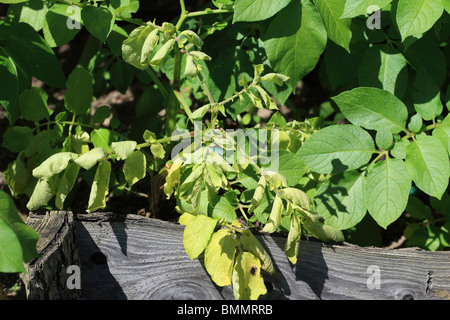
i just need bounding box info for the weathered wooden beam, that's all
[26,211,450,300]
[23,211,81,300]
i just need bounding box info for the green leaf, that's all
[314,170,366,230]
[81,5,115,42]
[32,152,78,179]
[262,194,283,233]
[357,45,408,98]
[340,0,392,18]
[264,0,327,90]
[87,161,111,213]
[298,124,376,174]
[64,67,93,116]
[285,213,301,264]
[26,179,53,211]
[412,70,443,121]
[303,218,345,243]
[123,150,147,186]
[111,141,137,160]
[375,127,393,150]
[233,0,292,22]
[260,73,290,86]
[239,229,275,274]
[7,0,50,31]
[0,21,65,87]
[55,162,80,209]
[269,150,308,187]
[408,114,423,133]
[122,26,158,70]
[0,0,29,3]
[4,152,31,197]
[183,214,218,260]
[332,87,408,133]
[248,176,266,213]
[18,87,49,122]
[396,0,444,41]
[0,191,39,273]
[91,128,115,152]
[43,3,82,47]
[92,105,111,124]
[391,139,409,159]
[204,228,238,287]
[189,104,211,120]
[74,147,105,170]
[433,125,450,155]
[0,47,19,124]
[232,252,267,300]
[445,0,450,13]
[405,135,450,199]
[150,143,165,159]
[404,35,447,87]
[210,192,237,222]
[314,0,352,52]
[365,158,411,229]
[149,38,175,67]
[1,126,34,153]
[281,187,311,210]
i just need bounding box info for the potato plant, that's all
[0,0,449,300]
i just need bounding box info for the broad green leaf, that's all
[391,139,409,159]
[64,67,93,116]
[91,128,115,152]
[43,3,82,47]
[123,150,146,186]
[285,213,301,264]
[122,26,158,70]
[183,214,218,260]
[404,35,447,87]
[239,229,275,274]
[111,141,137,160]
[18,87,49,122]
[303,218,345,243]
[149,38,175,67]
[32,152,78,179]
[396,0,444,41]
[81,5,115,42]
[204,229,238,286]
[232,252,267,300]
[0,191,39,273]
[109,58,135,94]
[433,126,450,155]
[1,126,34,153]
[210,192,237,222]
[75,147,105,170]
[55,162,80,209]
[262,194,283,233]
[445,0,450,13]
[92,105,111,124]
[332,87,408,133]
[26,179,53,211]
[7,0,50,31]
[408,114,423,133]
[314,171,366,230]
[314,0,352,52]
[268,150,308,187]
[264,0,327,90]
[0,46,19,124]
[357,45,408,97]
[0,22,65,87]
[233,0,292,22]
[190,104,211,120]
[341,0,392,18]
[412,70,443,121]
[87,161,111,213]
[405,135,450,199]
[365,158,411,229]
[298,125,376,174]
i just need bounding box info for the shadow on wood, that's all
[25,211,450,300]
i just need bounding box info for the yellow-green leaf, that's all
[248,176,266,213]
[111,141,137,160]
[262,194,283,233]
[232,252,267,300]
[87,161,111,213]
[74,147,105,170]
[32,152,78,179]
[239,229,274,274]
[26,179,53,211]
[285,213,301,264]
[281,187,311,210]
[150,143,165,159]
[123,151,146,186]
[204,229,239,287]
[183,214,218,260]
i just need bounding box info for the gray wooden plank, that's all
[75,213,450,300]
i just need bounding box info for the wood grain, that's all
[73,212,450,300]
